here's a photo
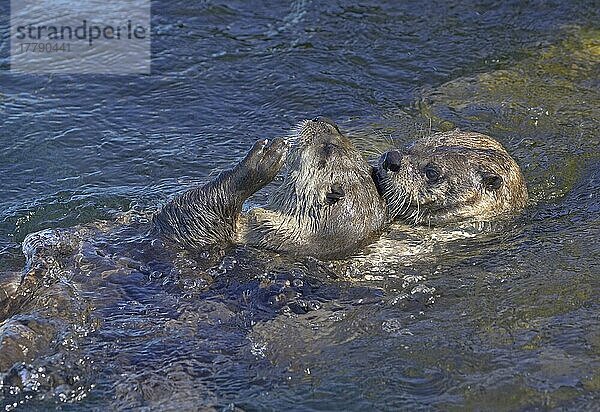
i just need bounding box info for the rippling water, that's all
[1,0,599,410]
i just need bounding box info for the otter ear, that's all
[481,171,503,190]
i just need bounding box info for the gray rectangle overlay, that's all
[11,0,150,74]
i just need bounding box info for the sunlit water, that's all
[1,1,599,410]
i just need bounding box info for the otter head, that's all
[374,130,528,225]
[268,117,386,257]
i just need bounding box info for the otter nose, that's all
[312,116,341,134]
[382,150,402,172]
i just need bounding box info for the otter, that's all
[373,129,528,225]
[153,117,387,259]
[154,123,527,258]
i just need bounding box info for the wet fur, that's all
[154,120,386,259]
[241,120,386,258]
[374,130,528,225]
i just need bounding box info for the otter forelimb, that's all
[153,138,287,249]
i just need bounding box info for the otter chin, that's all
[373,130,528,225]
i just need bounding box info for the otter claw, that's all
[241,137,288,189]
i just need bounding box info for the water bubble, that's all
[382,319,414,337]
[410,284,436,295]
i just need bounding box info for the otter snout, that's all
[301,116,350,161]
[312,116,342,134]
[382,150,402,172]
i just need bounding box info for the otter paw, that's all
[242,138,288,187]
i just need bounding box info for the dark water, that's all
[1,0,599,410]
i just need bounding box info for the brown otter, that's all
[154,124,527,258]
[373,129,528,225]
[153,117,387,259]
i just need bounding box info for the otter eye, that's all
[424,164,442,183]
[481,171,502,190]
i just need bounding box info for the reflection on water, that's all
[1,0,599,410]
